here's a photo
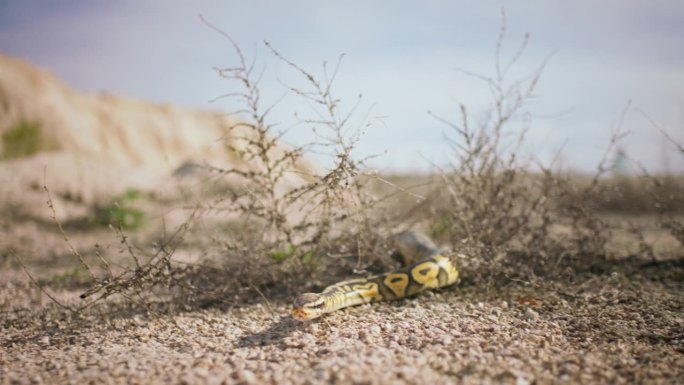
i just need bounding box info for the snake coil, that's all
[291,231,461,320]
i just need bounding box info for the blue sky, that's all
[1,1,682,173]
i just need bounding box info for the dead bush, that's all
[200,17,391,274]
[19,12,684,316]
[417,13,679,283]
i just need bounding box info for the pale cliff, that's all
[0,53,313,208]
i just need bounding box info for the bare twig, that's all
[43,170,95,280]
[12,250,75,313]
[249,282,276,319]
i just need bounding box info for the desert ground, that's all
[1,52,683,385]
[1,207,682,385]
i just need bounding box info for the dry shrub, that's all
[22,13,684,314]
[419,14,560,281]
[419,13,684,283]
[563,174,684,214]
[637,114,684,248]
[200,17,390,273]
[16,16,403,315]
[40,20,396,309]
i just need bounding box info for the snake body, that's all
[291,231,461,320]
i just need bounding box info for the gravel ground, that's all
[2,258,683,385]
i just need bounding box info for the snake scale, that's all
[291,231,462,320]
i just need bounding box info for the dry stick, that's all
[494,7,508,83]
[43,172,96,280]
[94,243,114,279]
[249,282,276,319]
[639,110,684,154]
[365,173,427,201]
[113,223,141,269]
[199,15,247,70]
[12,250,75,313]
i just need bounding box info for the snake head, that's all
[291,293,325,321]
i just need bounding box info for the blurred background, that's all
[0,0,682,173]
[2,6,684,382]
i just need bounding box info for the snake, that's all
[291,231,461,320]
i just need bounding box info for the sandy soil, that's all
[2,241,682,385]
[1,53,682,385]
[1,165,682,385]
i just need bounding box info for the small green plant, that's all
[50,267,87,283]
[1,120,47,159]
[269,244,296,262]
[430,215,452,239]
[94,189,146,230]
[299,248,318,266]
[269,243,318,265]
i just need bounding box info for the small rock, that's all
[240,369,257,384]
[40,336,50,345]
[194,367,209,379]
[126,359,138,370]
[523,308,539,321]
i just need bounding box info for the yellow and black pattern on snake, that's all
[291,231,461,321]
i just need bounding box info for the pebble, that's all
[3,266,679,385]
[523,308,540,321]
[240,369,257,384]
